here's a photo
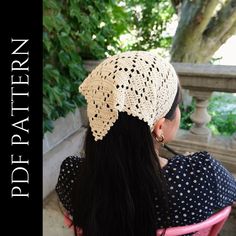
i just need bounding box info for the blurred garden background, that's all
[43,0,236,138]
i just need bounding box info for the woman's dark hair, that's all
[164,85,182,120]
[71,86,181,236]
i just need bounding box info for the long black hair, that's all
[71,87,181,236]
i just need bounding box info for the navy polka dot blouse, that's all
[55,151,236,228]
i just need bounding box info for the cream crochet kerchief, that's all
[79,51,178,141]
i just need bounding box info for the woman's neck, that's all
[158,156,168,168]
[153,140,168,168]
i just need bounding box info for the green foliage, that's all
[124,0,175,51]
[180,93,236,136]
[179,101,195,130]
[43,4,86,133]
[208,93,236,136]
[43,0,175,134]
[43,0,128,133]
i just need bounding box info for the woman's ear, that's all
[153,118,165,137]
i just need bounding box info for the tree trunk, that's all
[171,0,236,63]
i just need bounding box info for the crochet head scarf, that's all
[79,51,179,141]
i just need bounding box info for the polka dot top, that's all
[55,151,236,229]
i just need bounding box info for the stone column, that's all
[188,90,212,142]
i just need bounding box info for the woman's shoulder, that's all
[169,151,215,166]
[163,151,217,177]
[55,154,85,214]
[60,154,85,168]
[57,153,85,180]
[58,153,85,181]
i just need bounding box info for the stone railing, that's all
[84,61,236,173]
[165,63,236,173]
[43,107,88,199]
[173,63,236,141]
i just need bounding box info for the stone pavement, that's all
[43,192,73,236]
[43,191,236,236]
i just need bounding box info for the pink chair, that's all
[64,213,83,236]
[156,206,232,236]
[63,206,231,236]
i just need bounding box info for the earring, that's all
[155,134,165,146]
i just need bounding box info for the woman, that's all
[55,51,236,236]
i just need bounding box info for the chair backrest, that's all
[64,206,231,236]
[156,206,232,236]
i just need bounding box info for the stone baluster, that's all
[188,90,212,142]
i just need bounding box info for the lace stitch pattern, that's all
[79,51,178,141]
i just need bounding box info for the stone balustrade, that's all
[166,63,236,173]
[172,63,236,142]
